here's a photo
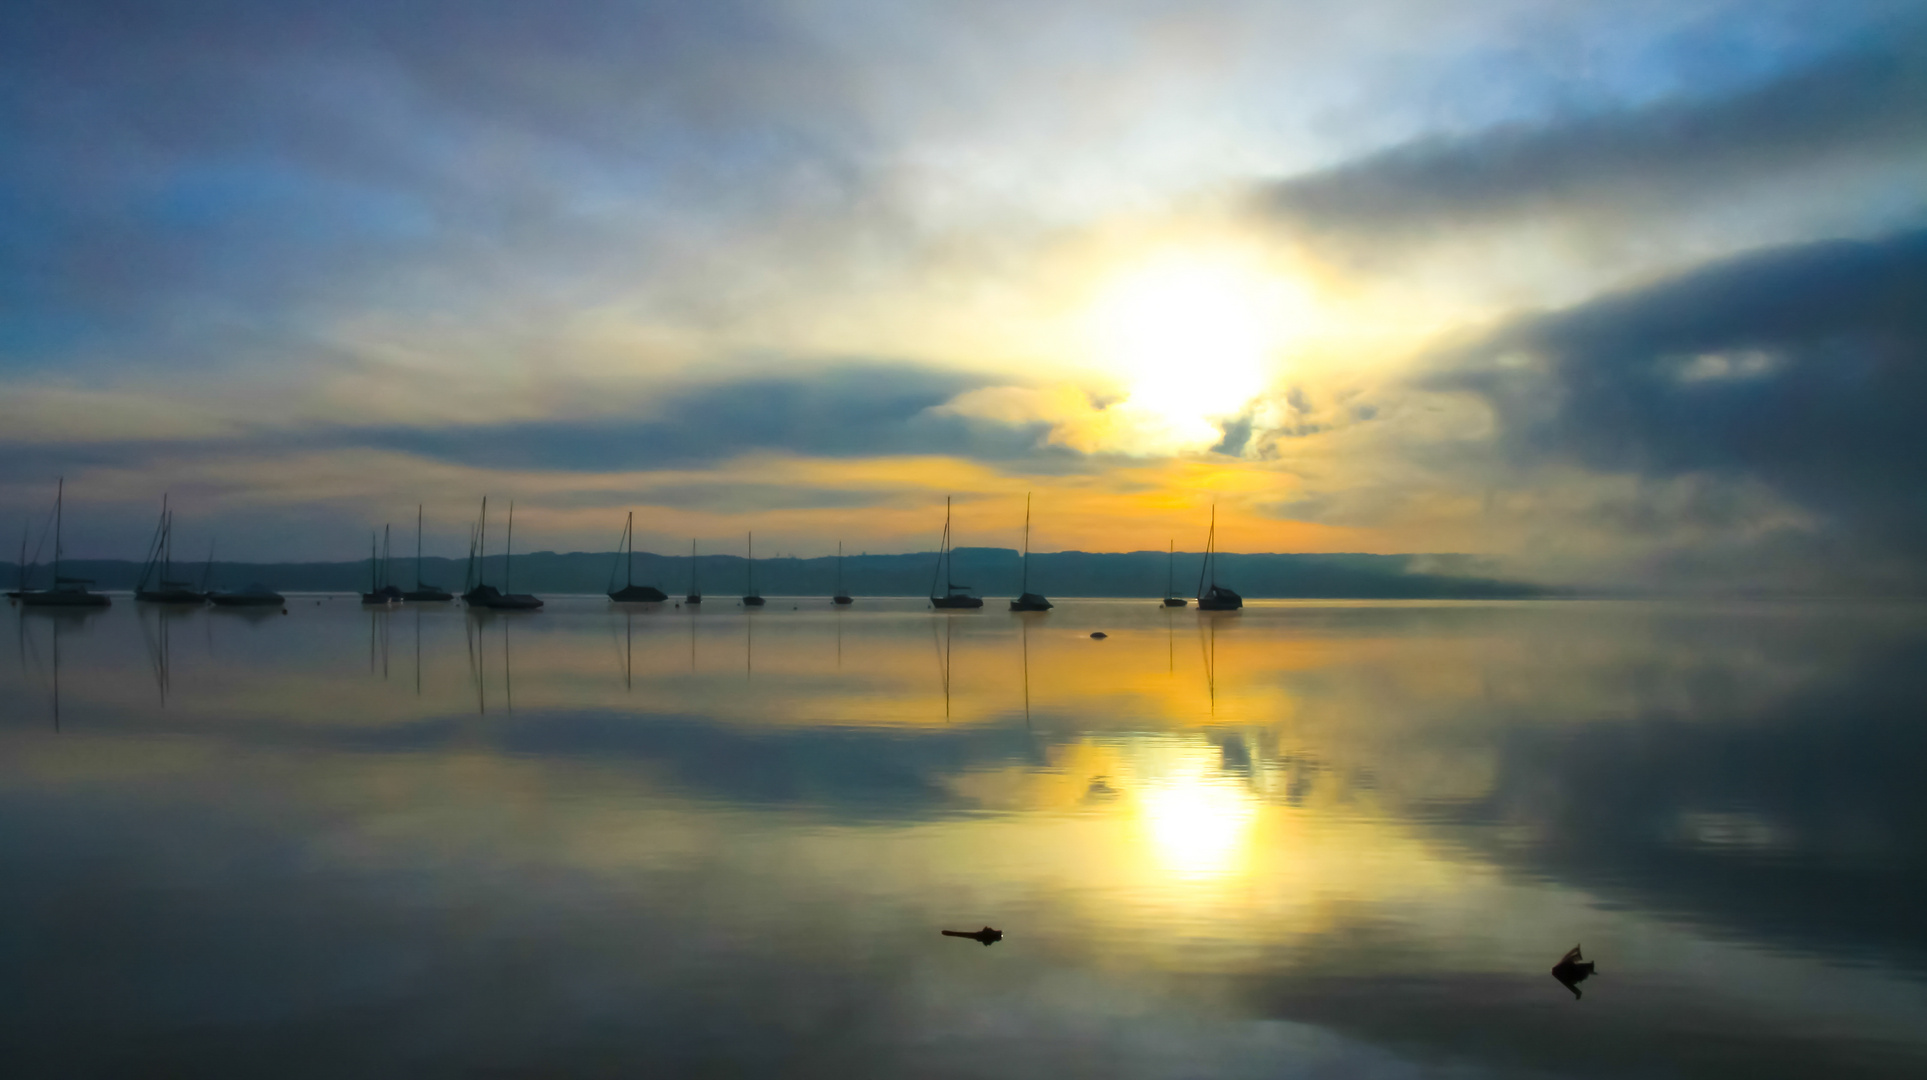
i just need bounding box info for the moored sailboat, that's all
[1161,539,1188,607]
[684,539,703,605]
[402,504,453,601]
[477,501,542,610]
[1195,504,1243,611]
[1008,493,1051,611]
[741,532,765,606]
[20,479,110,608]
[462,497,502,606]
[608,511,667,602]
[832,540,853,605]
[361,526,402,604]
[135,495,204,604]
[929,496,982,609]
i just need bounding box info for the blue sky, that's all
[3,0,1923,590]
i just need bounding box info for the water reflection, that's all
[2,598,1925,1077]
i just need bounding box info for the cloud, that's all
[1426,228,1927,589]
[1259,32,1927,250]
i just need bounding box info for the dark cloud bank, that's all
[1431,229,1927,591]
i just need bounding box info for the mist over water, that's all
[4,598,1925,1078]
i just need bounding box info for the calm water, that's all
[3,597,1925,1078]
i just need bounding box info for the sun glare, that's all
[1087,252,1308,447]
[1139,768,1259,882]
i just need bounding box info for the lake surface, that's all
[4,597,1925,1078]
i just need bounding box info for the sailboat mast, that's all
[1021,492,1031,593]
[505,502,514,594]
[479,496,488,587]
[416,504,424,588]
[627,511,635,589]
[1168,538,1174,597]
[837,541,843,593]
[946,496,953,589]
[383,524,391,590]
[53,477,62,583]
[370,531,378,593]
[746,532,754,595]
[1196,504,1215,599]
[691,539,699,593]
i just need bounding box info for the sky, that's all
[2,0,1924,592]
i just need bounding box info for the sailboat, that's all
[135,495,205,603]
[462,497,501,606]
[607,511,667,602]
[402,505,453,601]
[1161,539,1188,607]
[832,541,853,605]
[1009,493,1051,611]
[1195,504,1243,611]
[929,496,983,609]
[685,539,703,605]
[477,501,542,609]
[741,532,765,606]
[361,526,402,603]
[21,479,110,608]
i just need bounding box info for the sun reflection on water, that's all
[1135,752,1258,883]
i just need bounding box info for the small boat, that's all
[607,511,667,602]
[1009,493,1051,611]
[832,540,853,605]
[402,504,453,601]
[684,539,703,605]
[1161,539,1188,607]
[1195,504,1242,611]
[476,500,542,610]
[208,582,285,607]
[361,525,402,604]
[20,479,110,608]
[741,531,765,606]
[929,496,983,609]
[461,497,500,605]
[135,496,205,604]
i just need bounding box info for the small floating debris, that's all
[1551,944,1596,999]
[1090,631,1108,639]
[941,926,1003,946]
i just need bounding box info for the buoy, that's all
[1090,631,1108,639]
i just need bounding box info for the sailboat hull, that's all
[742,595,766,606]
[833,595,853,605]
[1198,586,1243,611]
[685,594,703,605]
[1009,592,1052,611]
[931,595,983,609]
[479,594,543,610]
[608,585,667,602]
[21,590,110,608]
[1161,597,1189,607]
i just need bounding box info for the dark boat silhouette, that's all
[684,539,703,605]
[832,540,853,605]
[461,497,501,605]
[135,495,205,604]
[20,479,110,608]
[1008,492,1051,611]
[361,525,402,604]
[1161,539,1188,607]
[1195,504,1242,611]
[929,496,983,609]
[208,582,285,607]
[476,500,543,610]
[941,926,1003,945]
[401,504,453,601]
[741,531,765,606]
[607,510,667,601]
[1552,944,1596,999]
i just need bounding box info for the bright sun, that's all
[1086,251,1308,446]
